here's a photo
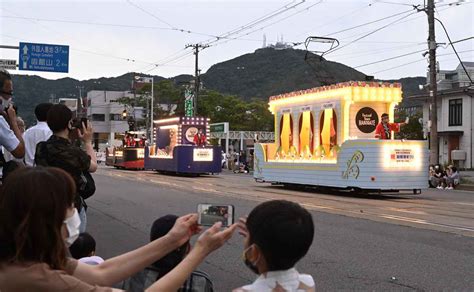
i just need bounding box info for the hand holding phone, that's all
[198,204,234,227]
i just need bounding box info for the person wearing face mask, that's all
[0,167,237,291]
[0,69,25,178]
[35,104,98,232]
[235,200,315,292]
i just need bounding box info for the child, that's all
[69,232,104,265]
[120,215,214,292]
[235,200,315,292]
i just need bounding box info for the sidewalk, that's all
[458,170,474,191]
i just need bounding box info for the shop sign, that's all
[355,107,379,133]
[185,127,198,143]
[281,108,292,114]
[193,148,213,162]
[321,102,335,110]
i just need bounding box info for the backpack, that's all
[78,171,96,200]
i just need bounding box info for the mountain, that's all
[201,48,367,100]
[10,48,426,125]
[383,76,427,107]
[11,73,165,125]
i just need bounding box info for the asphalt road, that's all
[87,167,474,291]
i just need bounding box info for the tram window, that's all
[319,109,337,157]
[279,113,293,154]
[298,111,314,155]
[156,126,178,157]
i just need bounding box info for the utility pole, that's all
[185,43,209,116]
[427,0,438,165]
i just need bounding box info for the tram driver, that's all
[375,113,408,140]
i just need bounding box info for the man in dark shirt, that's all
[35,104,97,232]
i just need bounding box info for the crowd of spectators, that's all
[429,164,461,190]
[0,69,316,292]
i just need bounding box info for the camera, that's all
[72,117,88,130]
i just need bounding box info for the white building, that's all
[436,62,474,90]
[414,62,474,168]
[86,90,145,150]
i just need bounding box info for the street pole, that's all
[185,44,209,116]
[427,0,438,165]
[150,77,154,146]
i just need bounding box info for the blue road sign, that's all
[19,42,69,73]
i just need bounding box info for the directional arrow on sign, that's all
[22,45,28,55]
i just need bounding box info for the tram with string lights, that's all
[253,81,429,194]
[144,116,222,175]
[106,131,147,170]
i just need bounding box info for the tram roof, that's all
[268,81,402,113]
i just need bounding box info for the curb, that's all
[456,184,474,192]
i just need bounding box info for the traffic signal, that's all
[122,109,127,120]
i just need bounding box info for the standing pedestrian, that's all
[35,104,97,232]
[0,69,25,165]
[23,103,53,166]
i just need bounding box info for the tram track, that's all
[97,167,474,237]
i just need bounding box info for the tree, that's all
[197,90,274,131]
[395,109,424,140]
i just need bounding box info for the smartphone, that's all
[197,204,234,227]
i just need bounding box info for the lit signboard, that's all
[193,148,213,162]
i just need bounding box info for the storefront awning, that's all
[438,131,463,137]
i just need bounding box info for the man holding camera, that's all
[35,104,98,232]
[0,69,25,171]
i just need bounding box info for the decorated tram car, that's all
[144,117,222,174]
[253,81,429,193]
[106,131,146,170]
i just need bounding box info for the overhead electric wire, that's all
[324,10,419,55]
[0,8,149,65]
[354,49,427,68]
[330,43,425,59]
[321,8,415,37]
[371,49,474,74]
[200,0,305,45]
[435,17,473,84]
[125,0,175,28]
[374,0,418,7]
[296,2,375,38]
[198,0,307,47]
[208,0,324,48]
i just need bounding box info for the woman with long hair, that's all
[0,167,236,291]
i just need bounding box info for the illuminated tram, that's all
[144,117,222,175]
[253,81,429,194]
[106,131,146,170]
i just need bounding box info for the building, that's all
[86,90,145,150]
[436,62,474,90]
[411,62,474,168]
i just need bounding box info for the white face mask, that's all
[64,208,81,246]
[0,98,11,111]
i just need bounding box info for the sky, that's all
[0,0,473,81]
